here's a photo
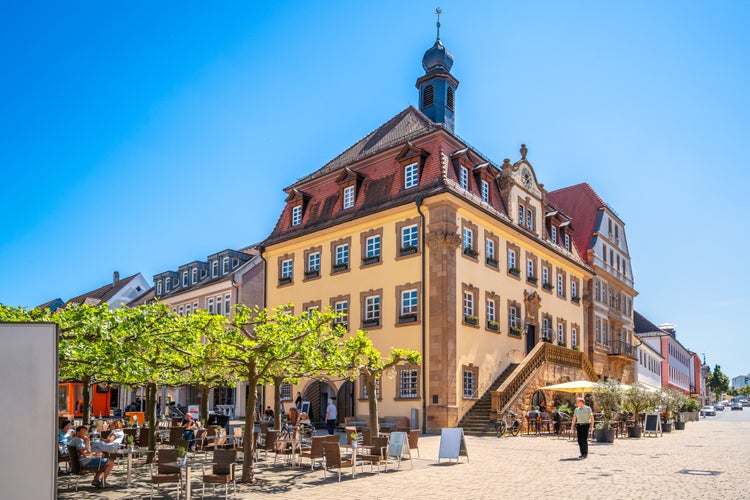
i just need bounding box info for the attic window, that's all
[292,205,302,226]
[447,87,455,110]
[423,85,434,108]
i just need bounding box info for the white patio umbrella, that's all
[539,380,599,393]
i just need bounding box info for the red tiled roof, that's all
[66,273,140,306]
[547,183,605,261]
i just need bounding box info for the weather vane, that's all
[436,7,442,41]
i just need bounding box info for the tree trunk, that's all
[199,384,210,425]
[366,375,379,434]
[241,377,258,483]
[145,382,157,464]
[81,375,91,425]
[273,376,282,429]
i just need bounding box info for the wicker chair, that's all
[408,429,420,459]
[322,441,354,481]
[201,449,237,499]
[359,436,388,474]
[255,429,278,461]
[231,426,244,449]
[150,449,182,499]
[66,445,102,491]
[299,435,326,471]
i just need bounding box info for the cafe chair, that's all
[201,449,237,499]
[66,445,102,491]
[322,441,354,482]
[150,448,182,499]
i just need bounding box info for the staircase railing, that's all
[459,360,512,414]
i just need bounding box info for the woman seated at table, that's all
[91,420,127,453]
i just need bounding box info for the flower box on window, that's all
[362,318,380,328]
[304,269,319,278]
[486,257,498,267]
[510,326,524,336]
[487,321,499,331]
[463,247,479,258]
[278,276,292,285]
[399,246,418,256]
[542,282,553,291]
[541,336,553,343]
[527,276,538,285]
[571,296,581,304]
[399,314,418,323]
[508,268,520,277]
[558,342,567,347]
[464,315,479,325]
[332,263,349,272]
[362,255,380,265]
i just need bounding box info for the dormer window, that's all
[564,234,570,252]
[164,279,170,293]
[156,280,162,295]
[212,260,219,277]
[404,163,418,189]
[223,257,230,274]
[291,205,302,226]
[459,166,468,190]
[481,180,489,202]
[551,226,557,244]
[343,185,355,209]
[182,271,188,287]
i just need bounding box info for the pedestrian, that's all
[295,391,302,409]
[570,397,594,459]
[325,398,337,435]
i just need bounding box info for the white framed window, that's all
[557,274,564,296]
[207,298,214,314]
[564,233,570,252]
[280,383,292,401]
[335,244,349,265]
[542,317,551,338]
[508,249,517,270]
[551,226,557,244]
[572,327,578,348]
[178,306,183,315]
[595,319,601,343]
[212,261,219,277]
[481,180,489,202]
[156,281,162,295]
[291,205,302,226]
[485,239,495,260]
[223,257,230,274]
[571,281,578,299]
[526,209,533,230]
[462,227,473,251]
[365,295,380,321]
[193,301,198,312]
[518,205,525,225]
[192,268,197,284]
[186,304,191,315]
[542,267,549,286]
[281,259,293,279]
[366,235,381,258]
[509,305,520,329]
[334,300,348,324]
[526,259,534,279]
[459,166,469,190]
[308,252,320,271]
[486,298,496,322]
[401,289,418,316]
[343,185,355,209]
[463,291,475,318]
[182,271,188,287]
[404,163,419,189]
[401,224,418,250]
[463,370,476,398]
[224,294,231,315]
[164,279,171,293]
[398,368,419,399]
[557,323,565,344]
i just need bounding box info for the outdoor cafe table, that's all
[115,447,153,487]
[164,460,202,500]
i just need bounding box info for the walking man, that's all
[325,398,337,435]
[570,397,594,459]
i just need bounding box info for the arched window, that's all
[422,85,434,108]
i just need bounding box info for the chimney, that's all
[113,271,120,284]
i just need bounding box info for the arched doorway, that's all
[302,380,337,425]
[337,380,355,421]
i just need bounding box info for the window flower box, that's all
[508,268,520,277]
[486,257,498,267]
[542,282,553,291]
[399,314,417,323]
[527,276,538,285]
[463,247,479,258]
[487,321,499,331]
[558,342,567,348]
[278,276,292,285]
[464,315,479,325]
[399,246,418,256]
[362,318,380,328]
[571,296,581,304]
[304,269,319,278]
[332,263,349,272]
[362,255,380,265]
[510,326,524,336]
[541,336,553,343]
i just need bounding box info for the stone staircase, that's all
[459,363,518,436]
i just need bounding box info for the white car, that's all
[700,405,716,416]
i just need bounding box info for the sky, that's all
[1,1,748,380]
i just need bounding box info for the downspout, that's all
[259,245,267,309]
[415,196,427,433]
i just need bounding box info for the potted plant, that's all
[679,397,700,423]
[464,315,479,325]
[126,434,135,450]
[177,446,187,466]
[593,379,623,443]
[623,384,652,438]
[657,389,682,432]
[487,320,499,331]
[350,431,359,448]
[463,247,479,257]
[510,326,524,336]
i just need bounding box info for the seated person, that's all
[286,407,298,425]
[182,413,201,451]
[263,406,275,422]
[58,419,74,465]
[297,412,313,437]
[69,425,115,488]
[90,420,125,453]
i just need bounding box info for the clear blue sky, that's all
[1,2,748,380]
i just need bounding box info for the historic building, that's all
[634,312,693,394]
[150,245,265,418]
[547,183,638,383]
[263,29,592,432]
[66,271,150,309]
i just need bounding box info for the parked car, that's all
[742,400,750,407]
[700,405,717,416]
[713,403,724,411]
[731,402,743,411]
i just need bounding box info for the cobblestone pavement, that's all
[58,409,750,499]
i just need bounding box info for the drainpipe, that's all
[259,245,267,309]
[415,196,427,433]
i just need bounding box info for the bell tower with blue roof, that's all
[416,8,459,134]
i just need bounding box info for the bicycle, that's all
[494,410,521,438]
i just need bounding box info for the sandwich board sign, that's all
[438,427,469,463]
[644,412,662,437]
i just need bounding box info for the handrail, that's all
[459,360,510,414]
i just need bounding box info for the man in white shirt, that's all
[325,399,338,435]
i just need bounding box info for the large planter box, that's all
[674,421,686,430]
[595,428,616,443]
[627,426,642,438]
[662,423,673,433]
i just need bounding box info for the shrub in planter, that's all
[593,379,624,432]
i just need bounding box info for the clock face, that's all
[521,168,532,189]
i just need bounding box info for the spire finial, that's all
[435,7,442,41]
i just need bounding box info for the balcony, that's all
[608,340,637,360]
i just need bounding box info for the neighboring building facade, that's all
[152,246,265,418]
[732,374,750,389]
[634,337,663,390]
[67,271,150,309]
[634,312,692,394]
[548,183,638,384]
[263,33,592,432]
